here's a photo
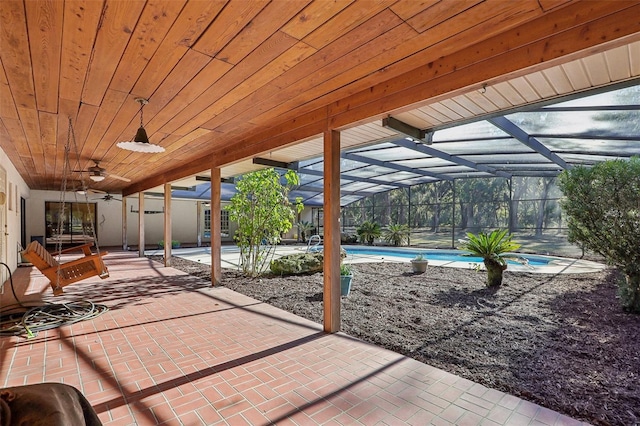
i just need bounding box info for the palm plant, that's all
[356,221,381,245]
[297,220,315,242]
[382,223,410,247]
[459,229,522,287]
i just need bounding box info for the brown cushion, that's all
[0,383,102,426]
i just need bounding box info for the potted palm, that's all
[458,229,522,287]
[356,221,381,246]
[340,263,353,296]
[410,253,429,273]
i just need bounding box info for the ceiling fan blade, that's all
[87,188,107,194]
[108,173,131,182]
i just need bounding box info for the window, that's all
[221,210,229,237]
[203,209,229,238]
[45,202,97,246]
[204,209,211,237]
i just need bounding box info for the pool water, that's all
[343,247,551,266]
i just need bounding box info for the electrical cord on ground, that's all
[1,262,108,338]
[0,261,23,308]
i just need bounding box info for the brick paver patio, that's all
[1,251,589,425]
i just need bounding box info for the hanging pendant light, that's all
[117,98,165,153]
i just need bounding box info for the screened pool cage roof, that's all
[169,83,639,207]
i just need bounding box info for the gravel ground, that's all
[150,255,640,426]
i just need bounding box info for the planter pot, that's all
[411,260,429,273]
[340,274,353,296]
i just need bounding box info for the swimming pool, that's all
[342,246,551,266]
[160,245,605,274]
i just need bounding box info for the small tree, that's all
[558,158,640,312]
[459,229,521,287]
[226,169,303,277]
[382,223,410,246]
[356,221,381,245]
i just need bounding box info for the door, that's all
[0,167,6,266]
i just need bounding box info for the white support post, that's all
[122,196,127,250]
[138,192,145,257]
[211,167,221,286]
[164,183,172,267]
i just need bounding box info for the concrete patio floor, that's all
[1,250,589,425]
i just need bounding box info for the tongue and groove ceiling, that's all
[0,0,639,198]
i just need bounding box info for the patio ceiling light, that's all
[117,98,165,153]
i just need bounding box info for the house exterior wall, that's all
[0,146,31,272]
[123,196,237,247]
[25,193,237,249]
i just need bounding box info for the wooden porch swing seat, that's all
[21,240,109,296]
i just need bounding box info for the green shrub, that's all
[158,240,180,248]
[559,158,640,312]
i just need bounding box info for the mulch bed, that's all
[150,255,640,426]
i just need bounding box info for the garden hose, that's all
[0,301,108,338]
[0,262,108,338]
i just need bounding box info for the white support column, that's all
[196,201,202,247]
[138,192,145,257]
[122,196,128,250]
[211,167,221,286]
[323,129,341,333]
[164,183,172,267]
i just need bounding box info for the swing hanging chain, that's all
[54,118,108,281]
[68,118,104,263]
[54,124,74,290]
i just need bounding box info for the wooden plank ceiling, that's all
[0,0,639,196]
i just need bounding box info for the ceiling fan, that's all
[94,193,122,202]
[75,160,131,183]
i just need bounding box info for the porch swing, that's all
[21,119,109,296]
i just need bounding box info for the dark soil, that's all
[150,256,640,426]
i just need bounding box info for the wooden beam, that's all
[121,155,220,196]
[329,2,640,126]
[210,165,222,287]
[122,113,327,196]
[323,129,341,333]
[163,183,172,267]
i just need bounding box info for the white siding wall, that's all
[124,196,203,247]
[25,193,230,248]
[0,146,31,272]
